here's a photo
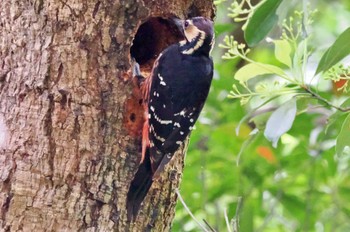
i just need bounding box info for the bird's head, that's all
[172,16,214,55]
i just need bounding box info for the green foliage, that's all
[316,27,350,74]
[174,0,350,231]
[244,0,283,47]
[336,114,350,157]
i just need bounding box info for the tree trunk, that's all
[0,0,214,231]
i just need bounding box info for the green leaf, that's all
[215,23,236,36]
[236,97,278,135]
[316,27,350,74]
[325,98,350,134]
[234,63,285,83]
[240,198,255,232]
[280,194,305,219]
[264,98,297,148]
[292,39,307,80]
[296,96,317,113]
[244,0,283,47]
[274,40,292,67]
[336,114,350,156]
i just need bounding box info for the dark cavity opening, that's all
[130,17,184,74]
[129,113,136,122]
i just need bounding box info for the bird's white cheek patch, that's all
[0,115,8,149]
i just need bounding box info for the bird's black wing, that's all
[149,48,214,177]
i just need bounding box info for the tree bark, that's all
[0,0,214,231]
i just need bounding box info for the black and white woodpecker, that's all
[127,16,214,220]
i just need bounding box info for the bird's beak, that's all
[171,17,184,36]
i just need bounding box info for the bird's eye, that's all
[184,21,189,28]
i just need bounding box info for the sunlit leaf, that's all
[280,133,299,156]
[245,0,283,47]
[336,114,350,156]
[316,27,350,74]
[274,40,292,67]
[264,98,297,147]
[234,63,285,83]
[292,39,307,80]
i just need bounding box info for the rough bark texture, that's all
[0,0,214,231]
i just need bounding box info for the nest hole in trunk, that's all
[130,17,184,76]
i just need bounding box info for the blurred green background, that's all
[173,0,350,231]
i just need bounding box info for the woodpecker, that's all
[127,16,214,220]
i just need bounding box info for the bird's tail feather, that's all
[126,149,153,221]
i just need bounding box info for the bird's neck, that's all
[179,32,212,56]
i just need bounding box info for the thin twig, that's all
[256,190,283,232]
[302,86,350,112]
[236,134,257,166]
[175,189,210,232]
[224,208,233,232]
[203,219,217,232]
[232,197,243,232]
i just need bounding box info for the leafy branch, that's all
[301,85,350,112]
[220,0,350,149]
[221,10,350,112]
